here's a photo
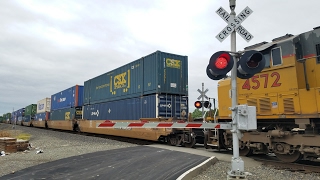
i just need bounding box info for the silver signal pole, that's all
[228,0,246,179]
[202,83,205,117]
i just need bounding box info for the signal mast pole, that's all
[201,83,205,117]
[228,0,246,179]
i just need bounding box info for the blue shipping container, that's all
[16,108,25,117]
[83,94,188,120]
[23,115,34,122]
[51,85,84,111]
[35,112,50,121]
[84,51,188,105]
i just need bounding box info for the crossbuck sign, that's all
[197,88,208,100]
[216,6,253,42]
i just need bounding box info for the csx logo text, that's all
[114,72,127,89]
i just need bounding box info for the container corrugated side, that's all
[24,115,32,122]
[37,98,51,113]
[84,59,144,105]
[83,94,188,120]
[50,107,80,120]
[25,104,37,116]
[143,94,188,118]
[143,51,188,95]
[35,112,50,121]
[51,85,84,111]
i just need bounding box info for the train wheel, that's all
[239,146,253,156]
[239,142,253,156]
[275,151,302,163]
[168,136,179,146]
[183,137,196,148]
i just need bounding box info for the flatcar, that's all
[205,26,320,162]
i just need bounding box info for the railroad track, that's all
[41,127,159,146]
[251,154,320,174]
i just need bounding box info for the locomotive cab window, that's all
[271,47,282,66]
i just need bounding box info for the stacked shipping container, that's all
[6,51,188,122]
[11,111,17,124]
[24,104,37,122]
[83,94,188,120]
[83,51,189,120]
[34,98,51,122]
[50,85,84,120]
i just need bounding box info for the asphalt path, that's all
[1,146,209,180]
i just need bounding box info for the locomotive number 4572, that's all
[242,72,281,90]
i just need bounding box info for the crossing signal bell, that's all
[237,50,266,79]
[194,101,202,109]
[207,51,234,80]
[206,50,265,80]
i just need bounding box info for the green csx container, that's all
[84,50,188,105]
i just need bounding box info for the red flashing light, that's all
[194,101,202,109]
[214,53,230,69]
[207,51,234,80]
[215,57,228,69]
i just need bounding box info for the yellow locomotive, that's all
[206,26,320,162]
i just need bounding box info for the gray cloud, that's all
[1,0,320,115]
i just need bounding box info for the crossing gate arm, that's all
[97,121,232,129]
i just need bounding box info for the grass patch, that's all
[0,130,31,140]
[15,133,31,140]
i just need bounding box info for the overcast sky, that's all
[1,0,320,115]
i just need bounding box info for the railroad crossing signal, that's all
[204,101,211,108]
[206,51,234,80]
[194,101,211,109]
[216,6,253,42]
[237,50,266,79]
[206,50,265,80]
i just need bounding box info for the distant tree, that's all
[192,109,202,119]
[191,108,220,121]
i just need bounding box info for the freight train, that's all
[204,26,320,162]
[2,51,197,148]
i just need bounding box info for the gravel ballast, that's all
[192,161,320,180]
